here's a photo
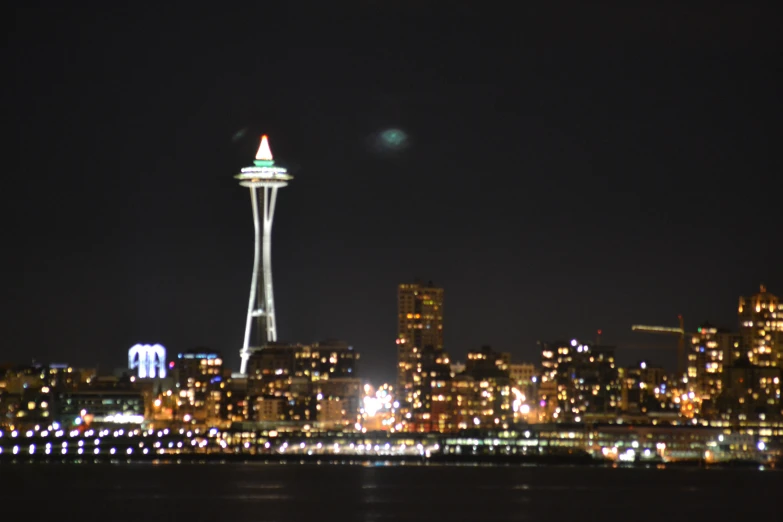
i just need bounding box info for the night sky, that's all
[5,3,782,384]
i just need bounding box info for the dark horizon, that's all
[5,3,782,384]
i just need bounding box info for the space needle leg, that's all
[240,187,263,375]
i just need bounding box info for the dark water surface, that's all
[2,463,779,521]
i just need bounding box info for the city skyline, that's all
[5,4,781,384]
[2,281,778,389]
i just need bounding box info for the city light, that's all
[128,344,167,379]
[101,414,145,424]
[363,396,381,417]
[0,245,779,471]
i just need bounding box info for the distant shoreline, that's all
[0,452,776,469]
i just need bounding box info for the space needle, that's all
[236,135,292,375]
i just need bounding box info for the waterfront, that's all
[2,463,780,521]
[2,423,777,465]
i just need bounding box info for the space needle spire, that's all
[235,135,293,375]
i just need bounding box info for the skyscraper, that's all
[540,339,620,422]
[236,136,293,375]
[396,282,444,409]
[688,323,724,401]
[738,285,783,367]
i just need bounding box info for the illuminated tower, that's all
[396,282,444,408]
[739,285,783,367]
[236,135,293,375]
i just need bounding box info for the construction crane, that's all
[631,315,687,376]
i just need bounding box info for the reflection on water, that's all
[1,463,780,522]
[235,482,285,489]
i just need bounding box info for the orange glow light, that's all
[255,135,274,161]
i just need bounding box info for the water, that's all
[2,462,779,521]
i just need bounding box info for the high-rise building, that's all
[618,361,669,414]
[409,345,452,432]
[462,345,514,429]
[396,282,444,409]
[509,362,536,414]
[509,363,536,388]
[717,355,782,423]
[717,331,744,366]
[236,136,293,375]
[172,349,224,425]
[541,339,619,422]
[175,349,223,389]
[245,340,361,429]
[688,323,725,401]
[738,285,783,367]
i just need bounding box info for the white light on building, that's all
[128,344,167,378]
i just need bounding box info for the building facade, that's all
[618,361,672,415]
[397,282,444,411]
[688,323,724,402]
[409,345,452,433]
[245,340,361,428]
[510,363,536,388]
[55,389,145,425]
[739,285,783,367]
[541,340,620,422]
[717,356,782,423]
[172,349,224,426]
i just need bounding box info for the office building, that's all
[717,331,744,366]
[509,363,536,388]
[718,355,782,423]
[245,340,361,428]
[397,281,444,410]
[618,361,669,414]
[688,323,725,402]
[739,285,783,367]
[172,349,224,425]
[541,339,619,422]
[407,345,452,432]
